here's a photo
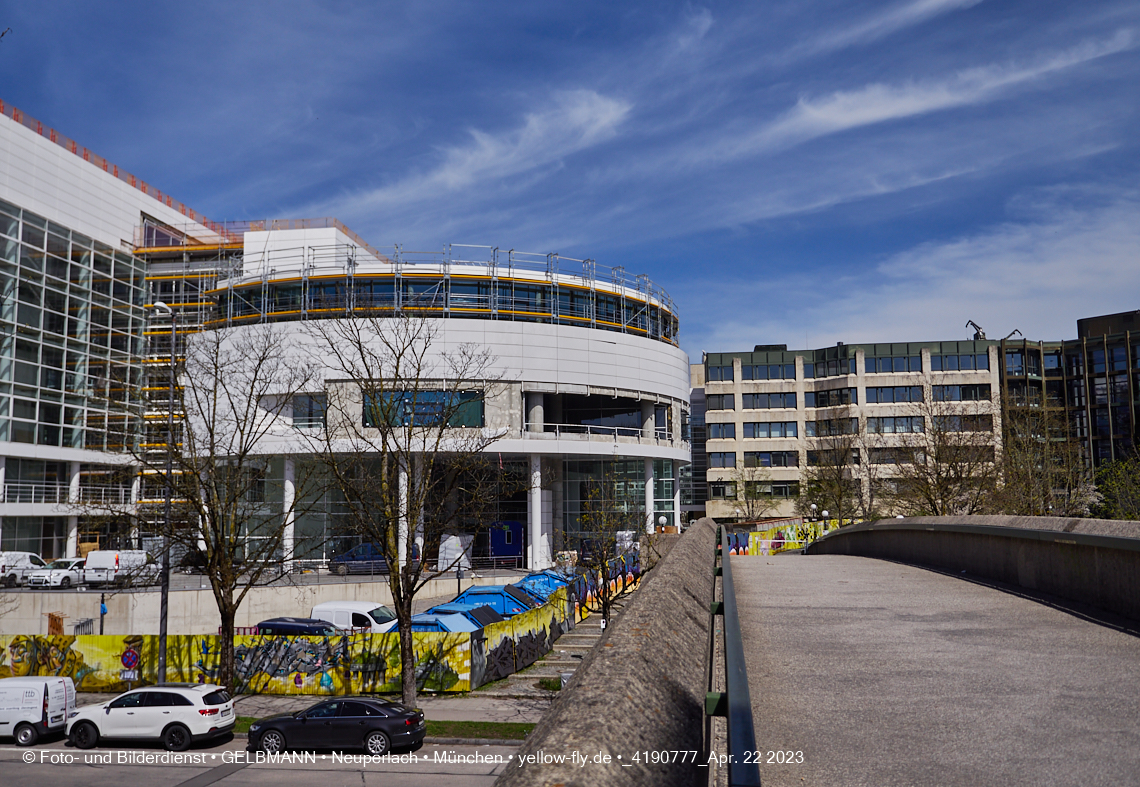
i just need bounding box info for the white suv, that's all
[26,558,85,589]
[68,683,235,751]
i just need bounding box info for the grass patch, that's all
[537,677,562,692]
[234,716,257,734]
[425,720,535,740]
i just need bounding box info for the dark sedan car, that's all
[247,697,426,756]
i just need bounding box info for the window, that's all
[932,384,990,402]
[747,481,800,498]
[706,394,735,410]
[363,390,483,427]
[304,702,340,719]
[1005,352,1024,376]
[293,393,327,429]
[340,701,384,717]
[1043,352,1062,377]
[743,421,797,438]
[866,386,923,404]
[867,416,924,434]
[805,358,857,378]
[805,388,856,407]
[933,415,993,433]
[741,392,796,409]
[743,451,798,468]
[742,364,795,380]
[870,448,915,464]
[109,693,145,709]
[866,356,921,373]
[805,418,858,436]
[807,449,859,466]
[931,353,989,371]
[708,481,736,499]
[708,423,736,439]
[706,364,734,382]
[708,452,737,468]
[1109,346,1128,372]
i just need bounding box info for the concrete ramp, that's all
[735,554,1140,787]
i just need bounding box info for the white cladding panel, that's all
[266,318,690,403]
[0,113,211,248]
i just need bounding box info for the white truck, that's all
[0,676,76,745]
[310,600,399,633]
[0,552,47,588]
[82,550,159,587]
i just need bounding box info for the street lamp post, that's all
[152,301,176,685]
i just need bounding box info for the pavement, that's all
[733,553,1140,787]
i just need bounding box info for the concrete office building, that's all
[700,341,1002,521]
[0,100,691,567]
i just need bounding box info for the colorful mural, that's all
[0,589,568,694]
[748,521,835,555]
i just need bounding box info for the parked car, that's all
[310,601,398,633]
[0,551,47,588]
[26,558,85,589]
[178,549,208,574]
[256,617,339,636]
[82,550,158,587]
[0,676,75,745]
[329,543,390,575]
[67,683,234,752]
[247,697,425,755]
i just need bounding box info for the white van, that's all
[0,552,47,588]
[83,550,159,587]
[310,600,399,633]
[0,676,76,745]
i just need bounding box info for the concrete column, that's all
[68,462,81,503]
[673,462,682,531]
[528,454,543,569]
[644,458,655,534]
[0,456,6,499]
[67,463,81,557]
[398,458,409,565]
[641,400,654,440]
[282,457,295,570]
[526,392,545,433]
[413,454,424,559]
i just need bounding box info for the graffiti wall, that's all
[748,521,834,555]
[0,591,570,694]
[567,554,641,624]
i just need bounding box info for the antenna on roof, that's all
[965,320,986,340]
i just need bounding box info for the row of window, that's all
[708,353,993,382]
[805,418,857,437]
[709,450,801,469]
[706,363,797,382]
[866,386,923,404]
[931,354,990,372]
[804,388,857,408]
[708,481,800,499]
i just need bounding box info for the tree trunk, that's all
[218,599,236,694]
[399,614,416,707]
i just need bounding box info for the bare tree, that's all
[880,396,999,516]
[575,470,646,625]
[95,323,320,691]
[993,399,1092,516]
[301,315,516,707]
[727,462,780,522]
[796,416,862,526]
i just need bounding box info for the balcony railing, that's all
[522,423,678,445]
[1,483,132,506]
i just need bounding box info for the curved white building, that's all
[0,100,691,568]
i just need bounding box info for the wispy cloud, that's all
[744,30,1135,155]
[326,90,631,218]
[790,0,984,60]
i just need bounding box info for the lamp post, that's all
[809,503,817,522]
[151,301,176,684]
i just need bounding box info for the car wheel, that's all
[15,722,39,746]
[335,563,348,576]
[3,574,15,588]
[258,729,286,754]
[60,577,71,589]
[71,721,99,749]
[363,730,390,756]
[163,723,192,752]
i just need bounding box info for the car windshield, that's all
[44,560,73,570]
[369,606,396,624]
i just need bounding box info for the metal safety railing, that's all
[708,527,761,786]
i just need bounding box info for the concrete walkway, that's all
[733,553,1140,787]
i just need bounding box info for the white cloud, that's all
[792,0,985,59]
[325,90,631,218]
[743,30,1135,155]
[679,190,1140,356]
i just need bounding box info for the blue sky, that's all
[3,1,1138,360]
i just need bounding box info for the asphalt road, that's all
[0,736,516,786]
[733,553,1140,787]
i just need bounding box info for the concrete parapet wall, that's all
[0,574,516,636]
[495,518,716,787]
[807,515,1140,621]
